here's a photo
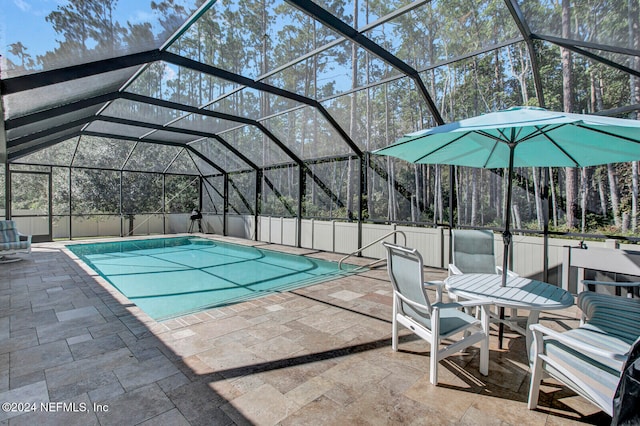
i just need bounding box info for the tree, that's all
[630,0,640,231]
[8,42,35,71]
[561,0,578,230]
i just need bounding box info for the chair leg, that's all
[527,354,543,409]
[479,306,490,376]
[429,330,441,385]
[391,296,399,351]
[429,346,439,385]
[391,317,398,352]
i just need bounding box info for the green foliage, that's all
[0,171,5,211]
[72,169,120,214]
[165,175,199,213]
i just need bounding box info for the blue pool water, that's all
[68,237,357,320]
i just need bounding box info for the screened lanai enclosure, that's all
[1,1,640,265]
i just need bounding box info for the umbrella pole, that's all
[498,143,516,349]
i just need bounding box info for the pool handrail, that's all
[338,230,407,271]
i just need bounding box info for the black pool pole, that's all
[498,138,516,349]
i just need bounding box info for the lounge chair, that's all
[383,242,491,385]
[528,292,640,419]
[0,220,32,263]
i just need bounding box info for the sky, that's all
[0,0,174,63]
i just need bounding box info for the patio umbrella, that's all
[373,106,640,288]
[374,106,640,348]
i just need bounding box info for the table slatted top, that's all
[445,274,574,310]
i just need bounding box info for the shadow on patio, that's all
[0,239,611,425]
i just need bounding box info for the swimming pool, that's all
[68,237,358,320]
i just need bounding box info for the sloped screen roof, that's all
[2,0,639,175]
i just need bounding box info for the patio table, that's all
[444,273,574,354]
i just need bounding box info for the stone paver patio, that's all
[0,235,610,425]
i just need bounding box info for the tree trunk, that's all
[512,204,522,230]
[561,0,578,229]
[630,0,640,231]
[494,171,501,223]
[346,0,358,217]
[414,165,421,221]
[434,165,442,224]
[480,170,485,225]
[384,84,396,221]
[312,166,319,210]
[533,167,544,229]
[471,168,479,226]
[310,21,318,212]
[608,164,622,228]
[597,172,608,215]
[633,162,638,232]
[366,73,373,218]
[433,166,438,224]
[524,169,531,218]
[549,168,558,227]
[455,167,462,226]
[581,167,590,233]
[466,169,471,224]
[260,1,270,206]
[423,165,429,222]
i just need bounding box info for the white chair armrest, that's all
[18,232,32,243]
[448,264,463,275]
[496,266,519,277]
[396,292,493,314]
[529,323,629,362]
[434,299,493,310]
[394,291,431,312]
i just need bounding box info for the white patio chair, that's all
[449,229,520,327]
[448,229,518,277]
[383,242,491,385]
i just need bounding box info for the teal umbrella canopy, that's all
[373,106,640,168]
